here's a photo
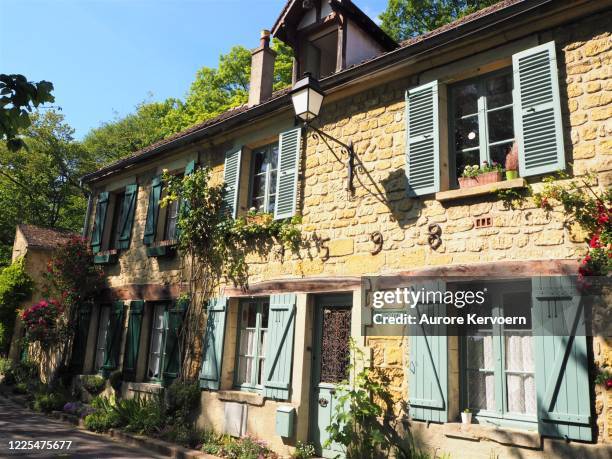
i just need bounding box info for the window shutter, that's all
[143,176,162,245]
[102,301,125,373]
[405,81,439,197]
[176,160,196,240]
[199,297,228,390]
[162,301,187,384]
[117,183,138,250]
[532,276,592,441]
[263,293,297,400]
[513,41,565,177]
[70,304,92,373]
[222,149,242,218]
[123,300,144,381]
[274,128,302,220]
[408,279,447,422]
[91,192,109,253]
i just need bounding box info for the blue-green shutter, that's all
[222,149,242,218]
[176,160,196,240]
[102,301,125,374]
[123,300,144,381]
[143,176,162,245]
[117,183,138,250]
[263,293,296,400]
[70,304,92,373]
[408,279,447,422]
[532,276,592,441]
[274,128,301,220]
[513,41,565,177]
[91,192,109,253]
[405,81,439,197]
[199,297,228,390]
[162,301,187,385]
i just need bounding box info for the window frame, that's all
[234,298,270,393]
[147,302,169,383]
[248,143,279,214]
[94,304,111,373]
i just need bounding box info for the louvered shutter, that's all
[162,301,186,385]
[176,160,196,240]
[222,149,242,218]
[117,183,138,250]
[405,81,439,197]
[408,279,448,422]
[532,276,592,441]
[102,301,125,373]
[199,297,228,390]
[123,300,144,381]
[143,176,162,245]
[91,192,109,253]
[263,293,297,400]
[274,128,301,220]
[70,304,92,373]
[513,42,565,177]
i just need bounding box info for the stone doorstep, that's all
[443,422,541,449]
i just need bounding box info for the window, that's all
[462,282,536,424]
[95,305,111,371]
[450,69,514,185]
[109,192,125,250]
[235,298,269,391]
[147,303,166,381]
[250,143,278,213]
[164,198,179,240]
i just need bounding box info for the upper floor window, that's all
[235,298,269,391]
[450,69,514,185]
[250,143,278,214]
[109,192,125,250]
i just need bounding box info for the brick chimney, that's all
[248,30,276,107]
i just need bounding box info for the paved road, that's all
[0,396,167,458]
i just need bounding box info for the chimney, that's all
[248,30,276,107]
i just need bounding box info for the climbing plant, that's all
[0,257,33,354]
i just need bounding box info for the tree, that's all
[379,0,499,42]
[0,74,54,151]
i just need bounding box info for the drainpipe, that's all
[81,180,93,238]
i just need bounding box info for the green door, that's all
[309,295,352,458]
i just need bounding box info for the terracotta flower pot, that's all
[458,177,479,189]
[477,171,502,185]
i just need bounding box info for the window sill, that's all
[436,178,527,202]
[443,422,540,448]
[146,241,177,258]
[123,382,164,394]
[217,390,265,406]
[93,250,118,265]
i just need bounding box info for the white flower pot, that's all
[461,412,472,425]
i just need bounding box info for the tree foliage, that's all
[0,257,33,354]
[379,0,499,41]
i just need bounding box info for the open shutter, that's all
[513,41,565,177]
[263,293,297,400]
[70,304,92,373]
[274,128,301,220]
[117,183,138,250]
[102,301,125,373]
[199,297,228,390]
[405,81,439,197]
[408,279,447,422]
[532,276,592,441]
[222,149,242,218]
[143,176,162,245]
[91,192,109,253]
[123,300,144,381]
[162,300,187,384]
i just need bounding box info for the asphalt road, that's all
[0,396,167,458]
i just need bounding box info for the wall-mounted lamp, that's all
[290,73,358,195]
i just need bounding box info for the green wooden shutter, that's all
[176,160,196,240]
[274,128,301,220]
[513,41,565,177]
[263,293,296,400]
[123,300,144,381]
[405,81,439,197]
[143,176,162,245]
[222,149,242,218]
[117,183,138,250]
[199,297,228,390]
[91,192,109,253]
[408,279,447,422]
[70,304,92,373]
[532,276,592,441]
[162,301,187,385]
[102,301,125,373]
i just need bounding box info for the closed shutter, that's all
[123,300,144,381]
[143,176,162,245]
[102,301,125,372]
[405,81,439,197]
[176,160,196,240]
[408,279,447,422]
[117,183,138,250]
[222,149,242,218]
[199,297,228,390]
[274,128,301,220]
[70,304,92,373]
[162,301,187,384]
[532,276,592,441]
[263,293,297,400]
[513,41,565,177]
[91,192,109,253]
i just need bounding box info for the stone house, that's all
[78,0,611,457]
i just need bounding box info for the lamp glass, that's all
[291,82,324,121]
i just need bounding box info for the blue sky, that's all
[0,0,388,139]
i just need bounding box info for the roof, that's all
[17,224,77,250]
[82,0,555,184]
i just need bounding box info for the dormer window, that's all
[302,27,339,78]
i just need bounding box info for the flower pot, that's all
[458,177,479,189]
[461,412,472,425]
[505,170,519,180]
[477,171,503,185]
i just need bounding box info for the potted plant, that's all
[461,408,472,425]
[458,161,503,189]
[505,143,519,180]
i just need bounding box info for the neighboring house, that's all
[78,1,612,457]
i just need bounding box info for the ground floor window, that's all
[147,303,167,381]
[235,298,269,391]
[94,305,111,372]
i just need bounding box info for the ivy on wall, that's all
[0,257,33,354]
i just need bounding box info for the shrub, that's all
[109,394,165,435]
[108,370,123,391]
[220,435,277,459]
[20,299,63,344]
[160,425,203,449]
[12,360,38,385]
[0,258,33,354]
[292,441,316,459]
[82,375,106,395]
[12,382,28,394]
[0,357,14,381]
[84,410,120,432]
[33,391,67,413]
[166,380,200,424]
